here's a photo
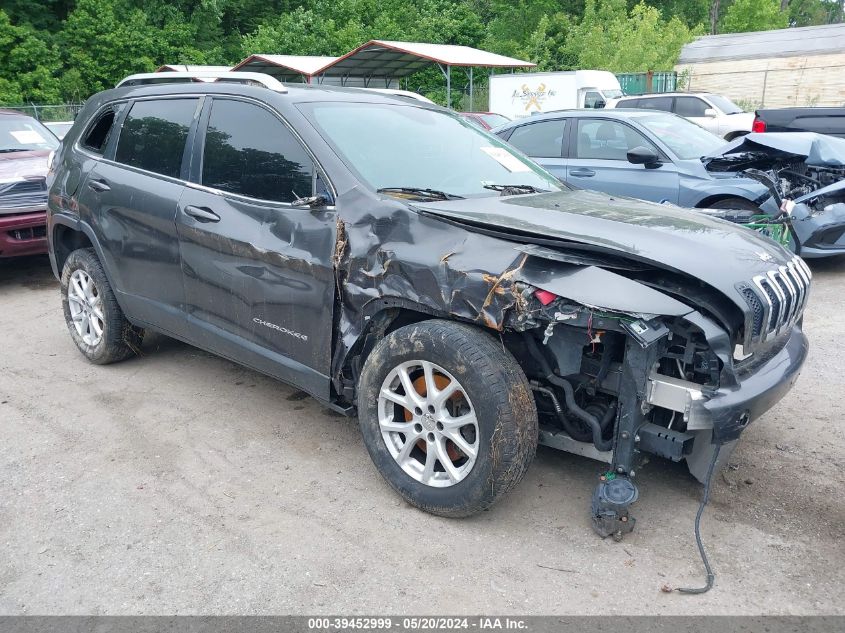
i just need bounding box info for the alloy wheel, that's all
[377,360,479,488]
[67,269,105,346]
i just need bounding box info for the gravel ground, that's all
[1,253,844,615]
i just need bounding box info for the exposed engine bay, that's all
[705,132,845,256]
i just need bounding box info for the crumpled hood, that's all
[703,132,845,168]
[414,189,795,306]
[0,150,50,182]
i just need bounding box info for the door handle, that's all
[87,179,110,192]
[569,168,596,177]
[184,205,221,223]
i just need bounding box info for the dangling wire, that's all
[677,443,722,595]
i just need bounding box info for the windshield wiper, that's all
[483,184,546,195]
[377,187,464,201]
[0,148,32,154]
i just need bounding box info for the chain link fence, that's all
[0,104,84,122]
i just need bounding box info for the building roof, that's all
[232,55,339,81]
[317,40,535,78]
[678,24,845,64]
[156,64,232,73]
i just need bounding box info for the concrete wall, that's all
[675,53,845,108]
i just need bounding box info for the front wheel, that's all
[357,320,538,517]
[708,197,801,254]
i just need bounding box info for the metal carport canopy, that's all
[313,40,536,108]
[232,54,339,83]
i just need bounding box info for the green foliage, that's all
[720,0,789,32]
[565,0,702,72]
[788,0,844,26]
[0,0,835,107]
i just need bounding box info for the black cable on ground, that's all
[677,443,722,595]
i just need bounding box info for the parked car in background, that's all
[0,109,58,257]
[493,109,845,257]
[459,111,510,130]
[752,107,845,138]
[489,70,623,119]
[46,71,810,540]
[609,93,753,140]
[45,121,74,140]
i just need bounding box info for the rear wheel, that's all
[357,319,538,517]
[60,248,143,364]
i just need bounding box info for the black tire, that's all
[60,248,143,364]
[357,319,538,517]
[708,198,801,254]
[708,197,761,213]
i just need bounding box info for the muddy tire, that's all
[60,248,143,364]
[357,319,538,517]
[708,197,761,212]
[709,198,801,254]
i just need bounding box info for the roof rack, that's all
[116,71,288,93]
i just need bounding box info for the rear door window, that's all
[506,119,566,158]
[638,97,673,112]
[674,96,709,117]
[201,99,314,203]
[114,99,199,178]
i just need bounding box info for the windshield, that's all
[706,94,744,115]
[637,113,726,160]
[301,102,562,198]
[479,113,510,128]
[0,116,59,152]
[602,89,624,99]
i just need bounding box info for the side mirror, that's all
[291,193,330,209]
[627,145,661,167]
[704,108,718,118]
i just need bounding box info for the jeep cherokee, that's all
[46,72,810,541]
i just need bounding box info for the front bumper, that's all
[792,202,845,258]
[0,210,48,258]
[646,325,808,443]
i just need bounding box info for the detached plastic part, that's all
[534,289,557,306]
[591,475,639,540]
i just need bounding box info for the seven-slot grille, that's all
[743,255,811,348]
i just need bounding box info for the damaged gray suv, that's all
[47,72,810,540]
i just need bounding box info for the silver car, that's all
[494,110,845,257]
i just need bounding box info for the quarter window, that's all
[674,97,709,117]
[201,99,314,203]
[575,119,656,161]
[114,99,198,178]
[81,108,118,154]
[506,120,566,158]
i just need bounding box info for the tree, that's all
[720,0,789,32]
[0,10,62,103]
[565,0,700,71]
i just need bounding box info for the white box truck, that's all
[489,71,624,120]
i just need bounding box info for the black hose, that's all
[677,443,722,595]
[524,334,613,452]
